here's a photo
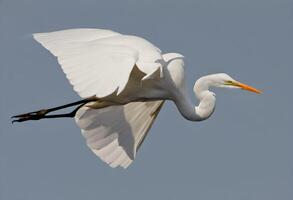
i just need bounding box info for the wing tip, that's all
[32,32,50,48]
[32,32,43,42]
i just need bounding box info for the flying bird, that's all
[12,28,261,168]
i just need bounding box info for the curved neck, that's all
[175,76,216,121]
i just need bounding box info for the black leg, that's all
[42,103,86,119]
[11,96,97,123]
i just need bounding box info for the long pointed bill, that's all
[232,81,262,94]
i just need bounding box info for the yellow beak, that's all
[231,81,262,94]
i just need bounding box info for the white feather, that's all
[31,29,190,168]
[33,28,163,98]
[13,28,260,170]
[75,101,164,168]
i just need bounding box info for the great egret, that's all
[12,28,261,168]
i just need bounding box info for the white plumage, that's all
[13,28,261,169]
[33,29,169,168]
[75,101,164,168]
[33,29,163,98]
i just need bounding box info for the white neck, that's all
[175,76,216,121]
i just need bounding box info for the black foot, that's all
[11,109,48,124]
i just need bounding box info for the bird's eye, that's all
[225,80,233,85]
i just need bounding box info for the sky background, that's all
[0,0,292,199]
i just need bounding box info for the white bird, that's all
[12,28,261,168]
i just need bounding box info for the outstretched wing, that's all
[75,100,164,168]
[33,28,163,98]
[34,29,167,168]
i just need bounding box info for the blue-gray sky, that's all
[0,0,292,199]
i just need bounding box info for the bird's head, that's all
[212,73,262,94]
[194,73,262,97]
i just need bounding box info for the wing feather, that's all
[33,29,138,98]
[75,101,164,168]
[31,28,182,169]
[33,28,165,98]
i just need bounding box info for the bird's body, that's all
[89,53,185,106]
[13,28,261,168]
